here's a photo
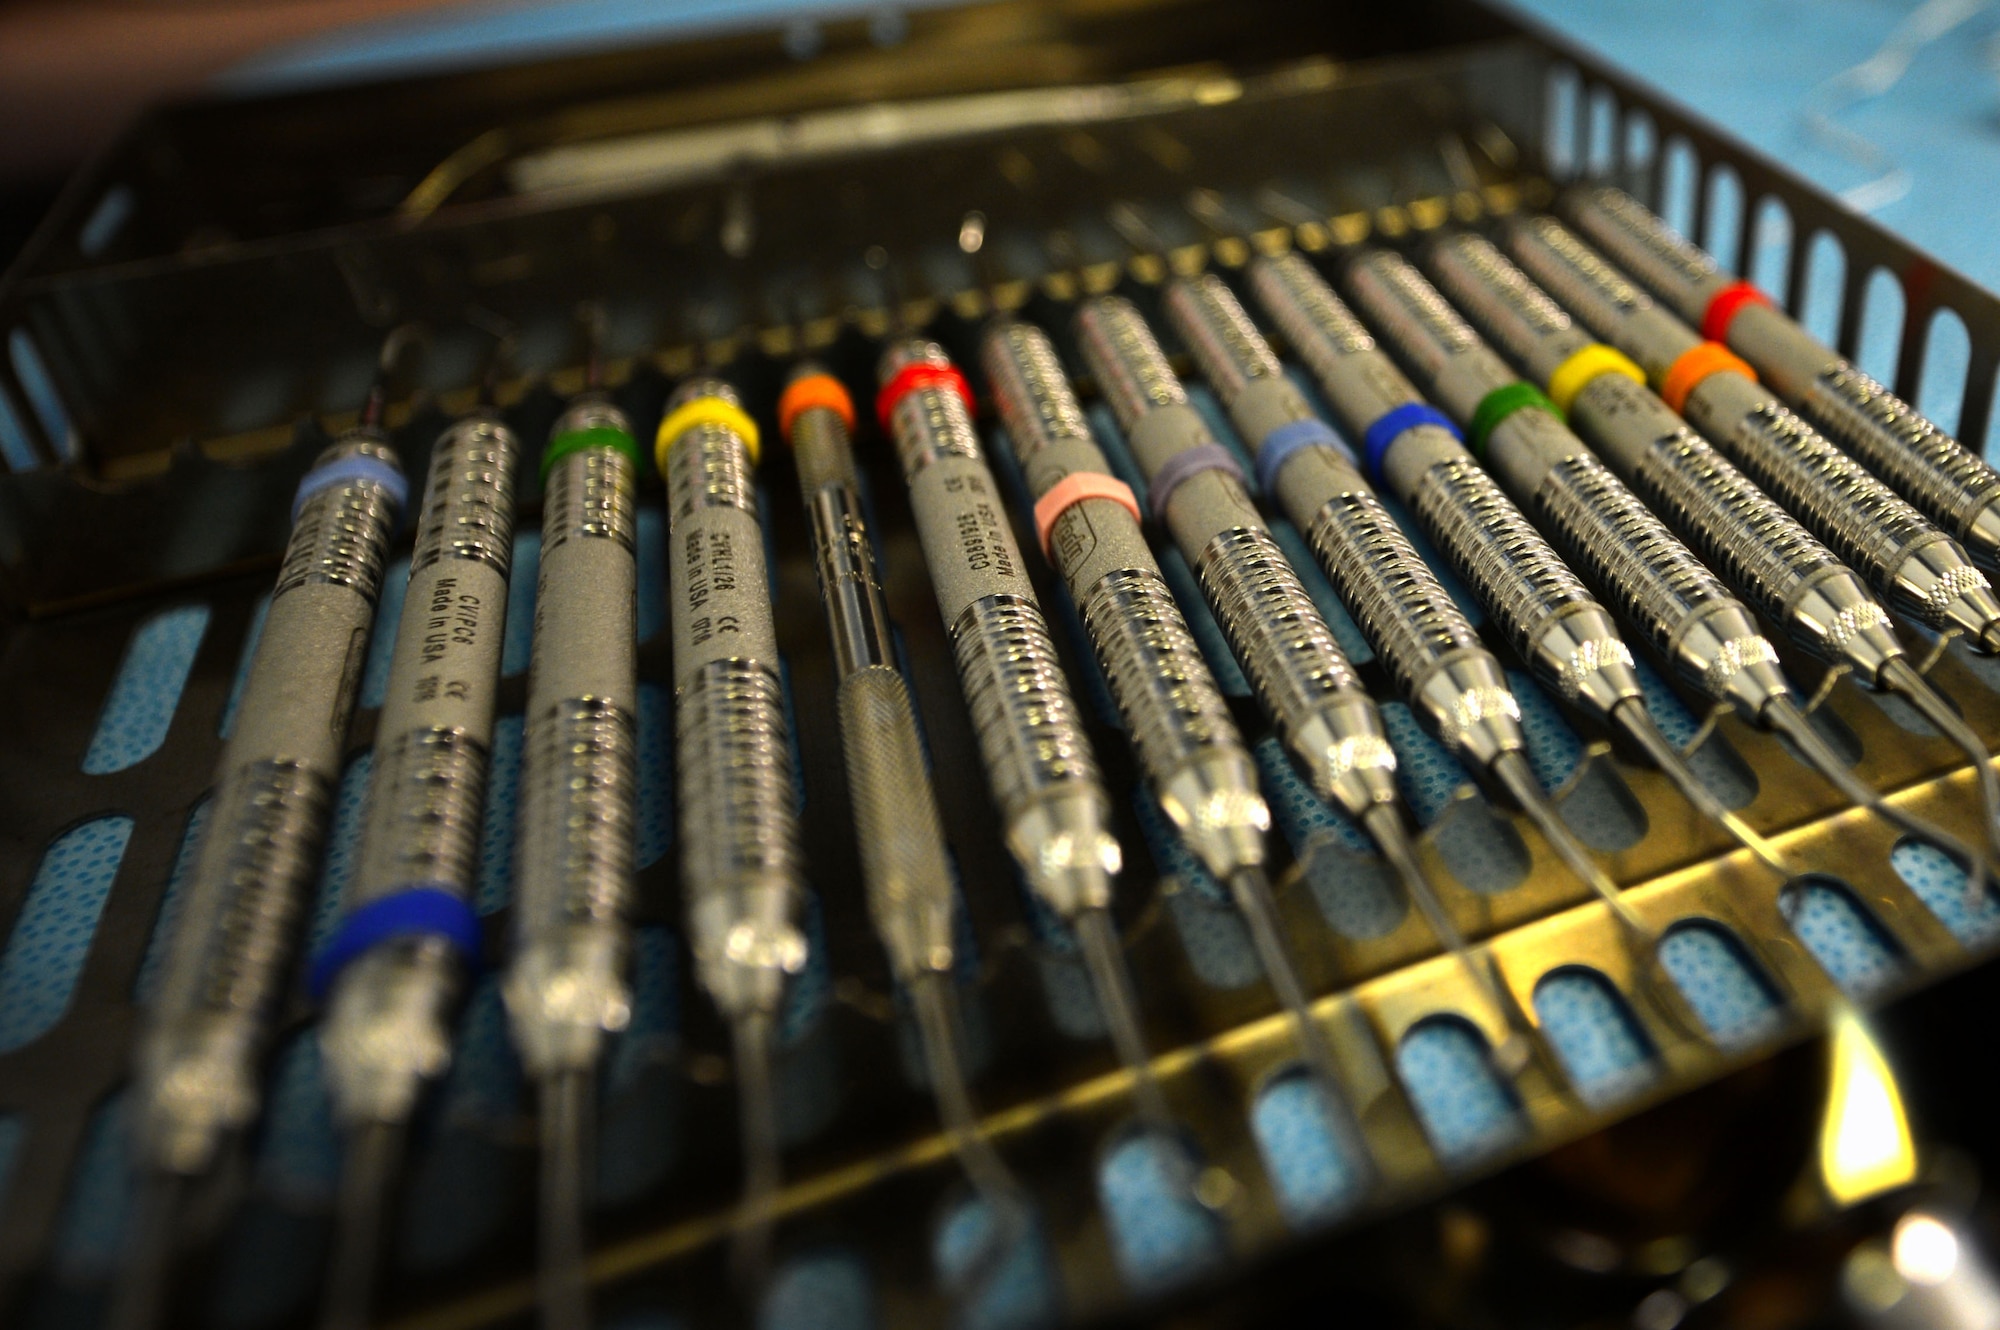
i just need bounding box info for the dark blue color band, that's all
[1255,417,1351,494]
[1361,403,1461,485]
[308,885,482,1000]
[1148,443,1245,522]
[292,454,409,525]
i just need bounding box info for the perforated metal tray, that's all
[5,2,2000,1327]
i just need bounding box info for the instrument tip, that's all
[322,1121,404,1330]
[537,1071,593,1330]
[106,1171,185,1330]
[1766,694,1993,912]
[729,1013,782,1292]
[1613,698,1795,879]
[1072,909,1177,1139]
[1356,803,1538,1075]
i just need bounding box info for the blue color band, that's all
[1148,443,1245,522]
[292,453,409,525]
[308,885,482,1000]
[1361,403,1461,486]
[1255,417,1351,494]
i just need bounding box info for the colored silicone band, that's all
[777,373,856,440]
[1033,472,1142,557]
[540,425,642,484]
[1148,443,1244,521]
[876,363,975,432]
[1255,417,1352,495]
[308,886,483,1000]
[1363,402,1460,482]
[292,454,407,525]
[656,397,761,473]
[1468,382,1561,458]
[1546,343,1646,414]
[1701,280,1773,344]
[1659,341,1756,414]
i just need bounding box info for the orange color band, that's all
[1033,471,1142,559]
[777,373,856,440]
[1659,341,1756,414]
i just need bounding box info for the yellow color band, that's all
[655,397,761,471]
[1546,343,1645,414]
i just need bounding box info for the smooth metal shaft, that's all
[1506,214,2000,650]
[664,378,807,1285]
[322,1121,404,1330]
[1612,698,1791,877]
[538,1070,592,1330]
[1565,183,2000,573]
[1765,695,1988,902]
[1882,656,2000,868]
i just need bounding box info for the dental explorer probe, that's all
[1425,231,2000,862]
[312,368,520,1330]
[975,320,1267,1134]
[662,378,810,1282]
[833,342,1177,1142]
[499,347,647,1330]
[1505,215,2000,654]
[1163,273,1675,992]
[112,331,413,1330]
[868,337,1072,1208]
[1236,255,1790,877]
[1565,184,2000,575]
[1342,248,1987,880]
[1072,295,1531,1075]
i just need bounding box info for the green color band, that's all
[1467,381,1562,458]
[539,425,642,483]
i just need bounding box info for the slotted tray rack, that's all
[5,1,2000,1326]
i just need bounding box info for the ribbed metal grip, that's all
[1197,527,1361,705]
[1806,365,2000,534]
[507,397,642,1078]
[1714,398,1941,593]
[1193,528,1396,808]
[1563,185,1720,306]
[1342,251,1485,381]
[1076,297,1191,431]
[138,436,401,1172]
[1535,453,1737,654]
[1081,569,1238,765]
[677,661,801,998]
[274,440,402,598]
[1248,252,1377,380]
[1410,459,1600,665]
[1305,491,1481,699]
[983,318,1098,459]
[951,593,1104,807]
[1626,426,1842,624]
[1164,272,1286,401]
